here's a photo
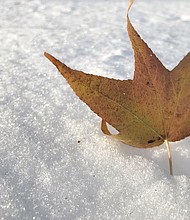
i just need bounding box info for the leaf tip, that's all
[127,0,134,14]
[44,52,58,67]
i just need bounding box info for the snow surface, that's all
[1,0,190,219]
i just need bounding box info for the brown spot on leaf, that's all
[147,139,156,144]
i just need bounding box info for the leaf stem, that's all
[165,139,173,176]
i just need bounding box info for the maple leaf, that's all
[44,0,190,175]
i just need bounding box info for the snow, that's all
[1,0,190,219]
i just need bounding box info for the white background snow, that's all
[1,0,190,219]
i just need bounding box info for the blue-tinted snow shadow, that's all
[116,137,190,177]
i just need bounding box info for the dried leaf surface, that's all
[44,0,190,148]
